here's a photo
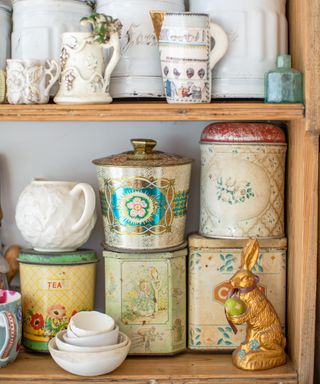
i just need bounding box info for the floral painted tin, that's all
[200,123,287,239]
[93,139,192,252]
[188,234,286,351]
[103,248,187,355]
[19,249,97,352]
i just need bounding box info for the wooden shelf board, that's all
[0,351,297,383]
[0,101,304,121]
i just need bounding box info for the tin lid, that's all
[200,123,286,144]
[92,139,193,167]
[103,247,188,259]
[18,249,97,265]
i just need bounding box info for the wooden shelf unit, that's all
[0,101,304,121]
[0,0,318,383]
[1,352,298,384]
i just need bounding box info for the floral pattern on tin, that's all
[216,177,255,205]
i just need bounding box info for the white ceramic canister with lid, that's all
[189,0,288,98]
[11,0,93,61]
[96,0,185,98]
[200,123,287,239]
[0,1,11,70]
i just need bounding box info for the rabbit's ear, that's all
[241,239,259,271]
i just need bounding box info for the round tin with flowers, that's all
[18,249,97,352]
[200,123,287,239]
[93,139,193,252]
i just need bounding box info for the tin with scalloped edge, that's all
[93,139,193,252]
[200,123,287,239]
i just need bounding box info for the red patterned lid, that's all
[200,123,286,143]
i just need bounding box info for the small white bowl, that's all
[57,330,127,353]
[70,311,115,337]
[66,326,78,339]
[64,325,119,347]
[49,337,131,376]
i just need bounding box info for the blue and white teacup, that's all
[0,290,22,367]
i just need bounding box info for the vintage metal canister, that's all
[200,123,287,239]
[0,0,11,70]
[188,234,286,351]
[93,139,192,252]
[104,248,187,355]
[19,249,97,352]
[96,0,185,98]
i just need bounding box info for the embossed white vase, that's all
[15,180,97,252]
[200,123,287,239]
[189,0,288,98]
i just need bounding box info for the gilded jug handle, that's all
[209,23,229,70]
[103,32,121,93]
[70,183,96,233]
[44,60,61,96]
[0,310,18,362]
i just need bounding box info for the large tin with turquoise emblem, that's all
[104,247,187,355]
[18,249,97,352]
[93,139,192,252]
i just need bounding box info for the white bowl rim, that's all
[66,323,118,339]
[70,311,115,336]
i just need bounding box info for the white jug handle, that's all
[209,23,229,70]
[70,183,96,233]
[0,311,17,362]
[44,60,61,96]
[103,32,121,92]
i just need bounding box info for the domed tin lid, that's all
[18,249,97,265]
[92,139,193,167]
[201,123,286,144]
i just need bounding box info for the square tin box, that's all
[103,248,187,355]
[188,234,286,351]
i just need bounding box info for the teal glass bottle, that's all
[265,55,303,103]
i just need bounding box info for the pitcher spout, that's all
[150,11,166,41]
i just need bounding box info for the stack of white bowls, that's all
[49,311,131,377]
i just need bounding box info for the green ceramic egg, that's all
[224,297,247,316]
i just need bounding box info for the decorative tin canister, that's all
[11,0,92,62]
[104,248,186,355]
[189,0,288,98]
[19,249,97,352]
[200,123,287,239]
[188,234,286,351]
[93,139,192,252]
[96,0,185,98]
[0,1,11,71]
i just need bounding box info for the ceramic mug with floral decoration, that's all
[0,290,22,367]
[6,59,60,104]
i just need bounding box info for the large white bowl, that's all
[49,337,131,376]
[57,329,127,352]
[69,311,115,337]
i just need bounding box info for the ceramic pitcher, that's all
[54,14,122,104]
[15,180,97,252]
[150,12,228,103]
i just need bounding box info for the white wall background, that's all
[0,120,208,310]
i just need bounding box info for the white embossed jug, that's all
[96,0,185,97]
[189,0,288,98]
[54,14,122,104]
[15,180,97,252]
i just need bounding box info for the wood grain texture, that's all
[0,352,297,383]
[286,122,319,384]
[0,102,304,122]
[288,0,320,133]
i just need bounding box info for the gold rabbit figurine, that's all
[226,239,286,371]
